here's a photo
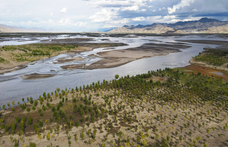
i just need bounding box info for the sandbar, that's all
[21,73,55,80]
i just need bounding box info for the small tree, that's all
[74,134,78,141]
[28,117,32,125]
[80,132,84,140]
[115,74,119,80]
[11,121,15,134]
[29,142,36,147]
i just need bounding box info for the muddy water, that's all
[0,34,226,105]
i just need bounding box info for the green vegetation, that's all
[0,67,227,146]
[0,57,7,63]
[0,44,78,62]
[193,48,228,66]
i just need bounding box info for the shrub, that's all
[75,121,79,127]
[28,117,32,125]
[11,121,15,134]
[52,106,56,112]
[26,107,30,112]
[42,105,46,111]
[30,97,33,104]
[34,100,38,106]
[22,117,26,122]
[39,121,43,127]
[21,104,26,110]
[73,98,76,103]
[29,142,36,147]
[16,117,20,123]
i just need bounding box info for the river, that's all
[0,34,226,105]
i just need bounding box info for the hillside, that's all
[109,18,228,34]
[0,24,43,32]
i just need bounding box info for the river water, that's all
[0,34,226,105]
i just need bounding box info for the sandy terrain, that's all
[177,40,228,45]
[61,43,190,70]
[0,65,27,74]
[0,73,227,147]
[54,57,84,64]
[21,73,55,80]
[40,38,94,43]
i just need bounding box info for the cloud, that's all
[132,17,146,21]
[59,18,71,25]
[168,0,195,14]
[60,7,67,13]
[1,0,228,31]
[89,0,132,7]
[122,5,139,11]
[89,9,117,22]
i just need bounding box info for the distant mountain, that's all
[109,18,228,34]
[97,27,117,32]
[0,24,46,32]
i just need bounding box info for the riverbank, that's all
[176,47,228,81]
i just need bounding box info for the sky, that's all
[0,0,227,32]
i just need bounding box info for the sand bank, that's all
[54,57,84,64]
[21,73,55,80]
[61,43,191,70]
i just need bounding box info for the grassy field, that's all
[0,44,79,63]
[0,68,228,147]
[193,48,228,66]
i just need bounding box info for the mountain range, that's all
[108,18,228,34]
[0,24,46,32]
[1,18,228,34]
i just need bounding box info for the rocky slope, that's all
[109,18,228,34]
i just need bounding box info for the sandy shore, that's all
[54,57,84,64]
[40,38,94,43]
[21,73,55,80]
[177,40,228,45]
[61,43,191,70]
[0,65,27,74]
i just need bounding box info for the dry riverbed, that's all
[61,43,191,70]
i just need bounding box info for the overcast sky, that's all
[0,0,227,32]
